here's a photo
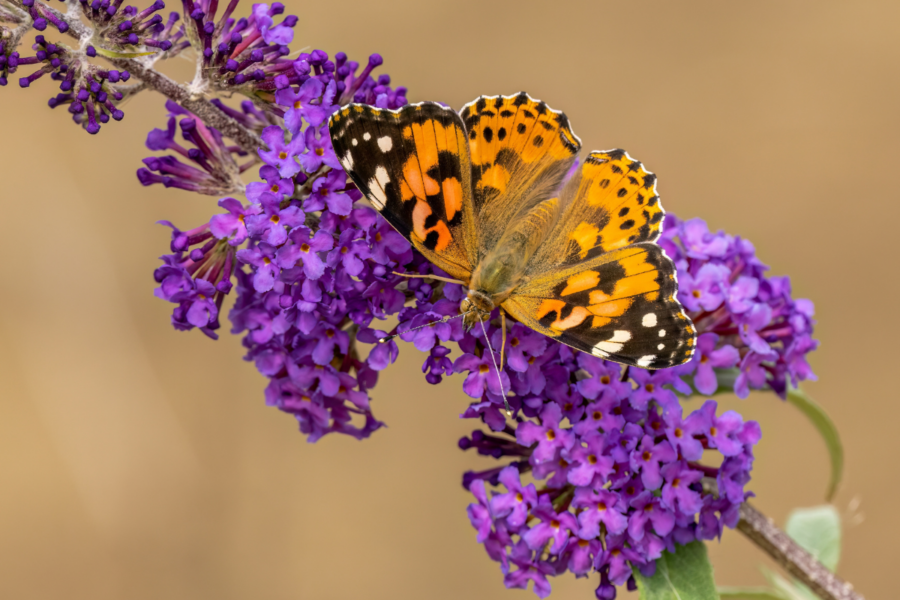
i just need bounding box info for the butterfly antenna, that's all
[391,271,466,285]
[479,317,511,416]
[377,311,470,343]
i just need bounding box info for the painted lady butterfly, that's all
[328,93,695,371]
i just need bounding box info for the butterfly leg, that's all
[391,271,466,285]
[500,309,507,369]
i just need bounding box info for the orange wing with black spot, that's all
[459,93,581,256]
[504,244,695,368]
[528,149,665,270]
[329,102,478,282]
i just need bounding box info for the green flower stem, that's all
[737,502,863,600]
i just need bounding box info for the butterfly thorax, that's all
[460,234,535,328]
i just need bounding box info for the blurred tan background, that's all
[0,0,897,598]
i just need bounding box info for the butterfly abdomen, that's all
[470,196,561,304]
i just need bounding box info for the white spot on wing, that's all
[636,355,656,367]
[610,330,631,343]
[352,138,358,146]
[593,330,631,356]
[341,151,354,170]
[658,343,665,350]
[594,341,623,354]
[367,165,390,209]
[658,329,666,337]
[642,313,657,327]
[363,132,372,141]
[378,136,393,152]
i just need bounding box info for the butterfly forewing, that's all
[460,93,581,258]
[329,102,478,281]
[528,150,666,271]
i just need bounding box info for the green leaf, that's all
[93,48,159,59]
[785,505,841,571]
[786,387,844,501]
[761,568,818,600]
[634,541,720,600]
[718,588,788,600]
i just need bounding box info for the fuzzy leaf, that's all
[634,541,719,600]
[785,505,841,571]
[761,567,818,600]
[786,387,844,501]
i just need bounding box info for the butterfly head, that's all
[460,290,494,330]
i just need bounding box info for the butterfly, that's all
[328,92,695,374]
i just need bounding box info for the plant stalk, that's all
[29,2,263,154]
[737,502,864,600]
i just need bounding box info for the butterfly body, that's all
[329,93,696,369]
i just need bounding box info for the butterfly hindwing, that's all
[460,93,582,257]
[329,102,478,281]
[503,243,695,368]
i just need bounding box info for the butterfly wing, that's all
[504,244,695,368]
[460,93,581,258]
[527,149,665,270]
[329,102,478,282]
[506,150,694,368]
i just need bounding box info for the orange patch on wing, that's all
[410,123,439,171]
[569,222,599,258]
[402,126,413,139]
[403,158,426,198]
[561,271,599,296]
[589,290,611,304]
[442,177,463,221]
[588,298,633,317]
[424,220,453,252]
[618,253,655,277]
[477,164,510,192]
[411,200,432,240]
[591,316,611,328]
[614,271,659,299]
[400,179,415,202]
[551,306,590,331]
[644,291,660,302]
[536,299,565,320]
[423,174,440,196]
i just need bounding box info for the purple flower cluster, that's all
[179,0,298,93]
[3,0,183,130]
[152,48,409,439]
[16,36,132,133]
[138,99,257,194]
[660,216,818,398]
[77,0,178,51]
[460,363,760,598]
